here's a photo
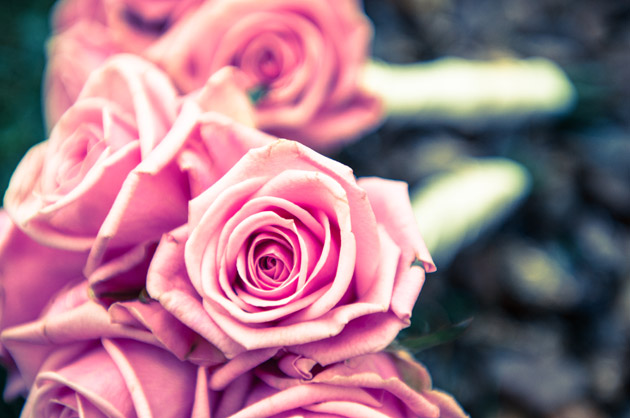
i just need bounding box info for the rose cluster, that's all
[45,0,383,151]
[1,0,468,417]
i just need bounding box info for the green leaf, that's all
[412,157,532,266]
[397,318,473,352]
[248,85,268,104]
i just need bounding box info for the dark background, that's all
[1,0,629,417]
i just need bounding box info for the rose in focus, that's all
[208,350,468,418]
[148,138,435,369]
[15,336,201,418]
[4,55,180,251]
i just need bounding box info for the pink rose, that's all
[147,0,383,150]
[52,0,202,52]
[84,65,268,291]
[209,351,468,418]
[44,0,203,127]
[147,138,435,370]
[2,281,216,417]
[19,340,200,417]
[0,211,87,344]
[1,280,224,390]
[43,21,119,128]
[0,211,87,398]
[5,54,181,252]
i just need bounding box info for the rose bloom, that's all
[0,211,87,343]
[2,280,225,390]
[45,0,203,127]
[1,281,224,417]
[4,54,181,252]
[147,137,435,370]
[52,0,203,50]
[148,0,383,150]
[0,211,87,398]
[46,0,383,150]
[44,21,118,128]
[18,339,200,418]
[207,351,468,418]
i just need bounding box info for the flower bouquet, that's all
[1,0,576,416]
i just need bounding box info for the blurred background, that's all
[1,0,629,417]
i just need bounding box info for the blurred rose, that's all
[44,21,118,128]
[147,0,383,150]
[44,0,203,127]
[46,0,382,149]
[148,138,435,369]
[4,54,184,252]
[209,350,468,418]
[52,0,202,51]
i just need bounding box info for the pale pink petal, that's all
[358,177,435,272]
[102,338,198,418]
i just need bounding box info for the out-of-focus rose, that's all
[147,0,383,150]
[148,138,435,370]
[46,0,382,149]
[44,0,204,127]
[51,0,203,51]
[4,54,181,252]
[44,21,118,128]
[208,350,468,418]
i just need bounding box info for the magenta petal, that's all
[358,177,435,273]
[102,338,198,418]
[108,300,213,363]
[290,313,408,366]
[26,344,135,418]
[146,228,241,358]
[208,347,278,391]
[0,211,87,343]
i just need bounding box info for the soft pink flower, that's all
[46,0,382,149]
[0,211,87,398]
[84,65,267,288]
[1,280,218,416]
[147,138,435,369]
[18,339,201,417]
[146,0,383,150]
[0,211,87,347]
[4,54,180,252]
[43,21,119,128]
[51,0,203,52]
[210,350,469,418]
[44,0,203,127]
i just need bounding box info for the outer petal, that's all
[358,177,435,272]
[1,282,159,387]
[146,226,244,358]
[0,211,88,353]
[6,55,180,252]
[146,0,383,150]
[102,338,199,418]
[44,21,117,128]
